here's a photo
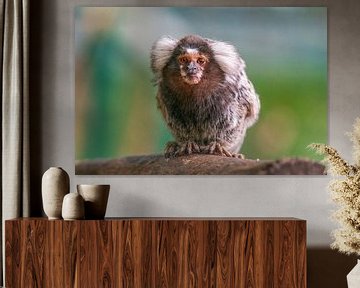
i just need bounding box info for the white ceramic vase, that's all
[347,259,360,288]
[62,192,85,220]
[77,184,110,219]
[42,167,70,219]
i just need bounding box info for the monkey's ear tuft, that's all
[151,36,178,79]
[208,40,245,76]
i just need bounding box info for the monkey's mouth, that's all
[182,74,201,85]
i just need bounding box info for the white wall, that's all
[36,0,360,246]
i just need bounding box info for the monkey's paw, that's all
[201,142,245,159]
[164,141,201,158]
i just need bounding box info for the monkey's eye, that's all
[197,57,207,65]
[178,57,188,65]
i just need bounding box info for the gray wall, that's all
[30,0,360,250]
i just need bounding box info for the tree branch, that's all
[76,154,325,175]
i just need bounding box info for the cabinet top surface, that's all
[6,217,305,222]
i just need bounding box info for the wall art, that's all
[75,7,327,175]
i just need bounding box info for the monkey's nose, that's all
[187,63,198,75]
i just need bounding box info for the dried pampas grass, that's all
[309,118,360,256]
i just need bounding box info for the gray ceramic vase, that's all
[77,184,110,219]
[42,167,70,219]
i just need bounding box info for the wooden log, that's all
[75,154,325,175]
[6,218,306,288]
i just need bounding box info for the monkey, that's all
[150,35,260,158]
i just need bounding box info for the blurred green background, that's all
[75,7,327,161]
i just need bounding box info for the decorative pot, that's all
[347,259,360,288]
[42,167,70,219]
[77,184,110,219]
[62,192,85,220]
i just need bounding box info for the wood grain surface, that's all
[75,154,325,175]
[6,218,306,287]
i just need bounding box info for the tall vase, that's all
[42,167,70,219]
[347,260,360,288]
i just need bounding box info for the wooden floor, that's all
[307,248,357,288]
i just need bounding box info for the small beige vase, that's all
[42,167,70,219]
[62,192,85,220]
[77,184,110,219]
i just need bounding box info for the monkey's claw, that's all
[164,141,201,158]
[232,153,245,159]
[202,142,245,159]
[164,141,180,158]
[177,141,201,156]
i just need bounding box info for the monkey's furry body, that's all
[151,35,260,158]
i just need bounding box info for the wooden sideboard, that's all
[5,218,306,287]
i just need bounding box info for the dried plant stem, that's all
[309,118,360,256]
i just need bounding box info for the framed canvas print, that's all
[75,7,327,175]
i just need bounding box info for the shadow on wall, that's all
[308,248,357,287]
[29,0,47,216]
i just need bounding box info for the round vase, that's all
[77,184,110,219]
[62,192,85,220]
[42,167,70,219]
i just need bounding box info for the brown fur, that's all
[151,35,260,158]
